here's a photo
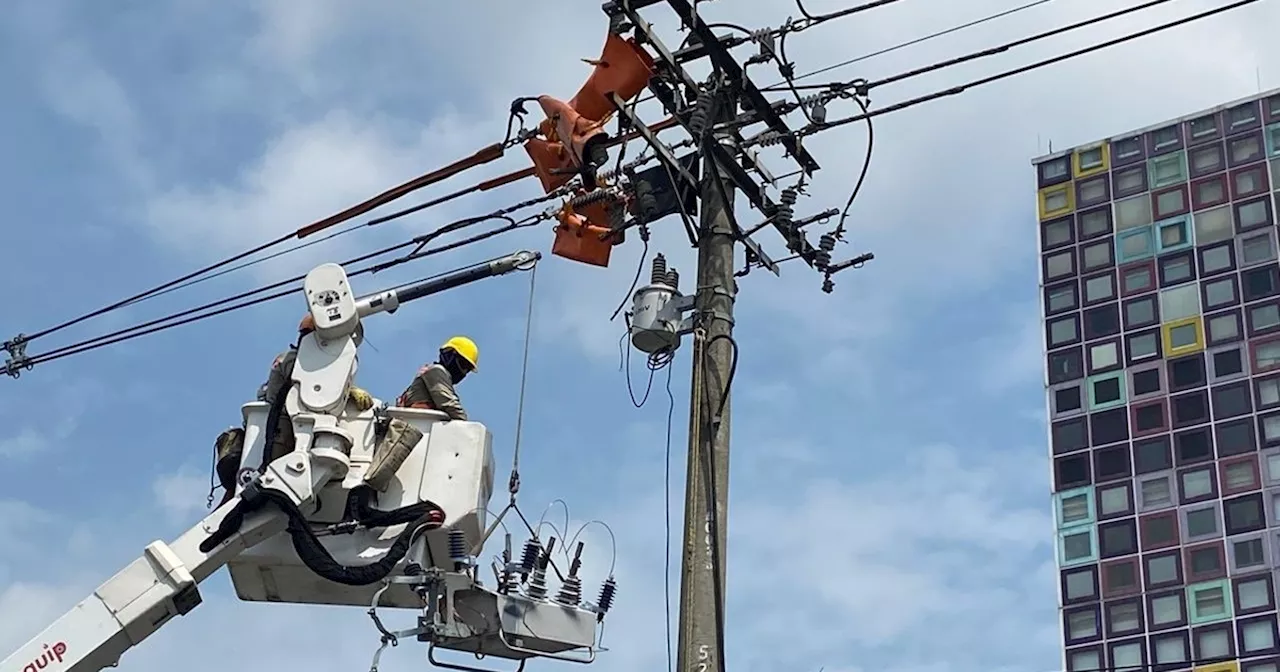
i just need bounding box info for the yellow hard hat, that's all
[441,336,479,371]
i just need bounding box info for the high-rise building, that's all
[1037,90,1280,672]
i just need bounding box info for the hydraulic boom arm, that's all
[2,250,552,672]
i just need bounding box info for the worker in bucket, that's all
[212,313,374,506]
[394,336,478,420]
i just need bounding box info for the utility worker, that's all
[213,314,374,506]
[395,336,478,420]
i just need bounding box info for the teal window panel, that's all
[1117,226,1156,263]
[1187,579,1233,624]
[1155,215,1194,254]
[1087,372,1127,410]
[1266,122,1280,157]
[1059,524,1098,567]
[1149,150,1188,189]
[1055,486,1096,528]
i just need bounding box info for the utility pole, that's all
[676,85,736,672]
[606,2,874,671]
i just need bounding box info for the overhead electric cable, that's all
[799,0,1262,136]
[18,220,542,369]
[761,0,1057,89]
[6,114,682,356]
[775,0,1184,94]
[11,142,513,348]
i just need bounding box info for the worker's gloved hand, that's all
[349,387,374,411]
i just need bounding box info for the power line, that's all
[798,0,1263,136]
[762,0,1057,89]
[11,210,547,372]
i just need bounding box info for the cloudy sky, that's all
[1,1,1278,672]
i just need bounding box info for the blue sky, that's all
[2,2,1278,672]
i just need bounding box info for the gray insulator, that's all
[448,528,469,567]
[519,538,541,578]
[595,577,617,623]
[688,89,714,137]
[651,254,668,284]
[665,269,679,291]
[775,188,797,230]
[525,566,550,600]
[555,575,583,607]
[570,189,611,208]
[502,567,522,593]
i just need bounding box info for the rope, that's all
[508,262,538,503]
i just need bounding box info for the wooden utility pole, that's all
[675,85,736,672]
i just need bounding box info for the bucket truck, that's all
[1,250,614,672]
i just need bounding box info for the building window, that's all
[1146,550,1182,588]
[1048,315,1081,348]
[1238,615,1279,654]
[1061,526,1097,565]
[1185,542,1226,581]
[1194,205,1234,244]
[1106,600,1143,636]
[1142,511,1179,549]
[1124,295,1159,330]
[1098,482,1133,518]
[1207,310,1243,345]
[1188,580,1232,623]
[1210,346,1245,381]
[1083,272,1116,304]
[1039,155,1071,186]
[1134,439,1171,477]
[1052,419,1086,455]
[1172,391,1210,429]
[1154,186,1191,220]
[1224,493,1265,535]
[1117,226,1155,263]
[1089,338,1122,372]
[1232,163,1270,200]
[1229,131,1265,166]
[1229,101,1261,131]
[1058,487,1095,527]
[1216,419,1256,457]
[1090,407,1129,446]
[1163,318,1204,356]
[1241,230,1278,267]
[1157,216,1192,252]
[1040,183,1075,219]
[1262,412,1280,446]
[1113,134,1145,163]
[1063,566,1099,603]
[1132,399,1167,436]
[1068,646,1102,672]
[1204,276,1239,311]
[1250,301,1280,336]
[1149,590,1186,627]
[1077,175,1110,207]
[1113,164,1149,198]
[1049,346,1084,384]
[1184,505,1219,539]
[1159,252,1196,287]
[1255,338,1280,372]
[1103,558,1140,596]
[1116,194,1154,231]
[1199,244,1236,280]
[1194,173,1230,211]
[1149,125,1184,155]
[1244,265,1280,302]
[1053,384,1084,417]
[1212,381,1253,419]
[1234,574,1274,612]
[1151,630,1190,667]
[1237,196,1275,231]
[1140,474,1174,510]
[1150,150,1188,188]
[1075,144,1108,176]
[1132,366,1164,398]
[1045,281,1079,315]
[1082,239,1115,272]
[1065,606,1101,644]
[1078,206,1113,239]
[1120,262,1155,295]
[1189,141,1225,177]
[1230,537,1266,574]
[1168,353,1207,391]
[1258,375,1280,410]
[1045,249,1076,281]
[1189,113,1222,142]
[1100,519,1138,558]
[1193,623,1235,660]
[1180,466,1216,502]
[1221,456,1260,494]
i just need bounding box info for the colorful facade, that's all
[1037,89,1280,672]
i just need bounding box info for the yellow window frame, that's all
[1073,142,1111,178]
[1195,663,1238,672]
[1039,183,1075,221]
[1162,316,1205,357]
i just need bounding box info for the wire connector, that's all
[2,334,32,379]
